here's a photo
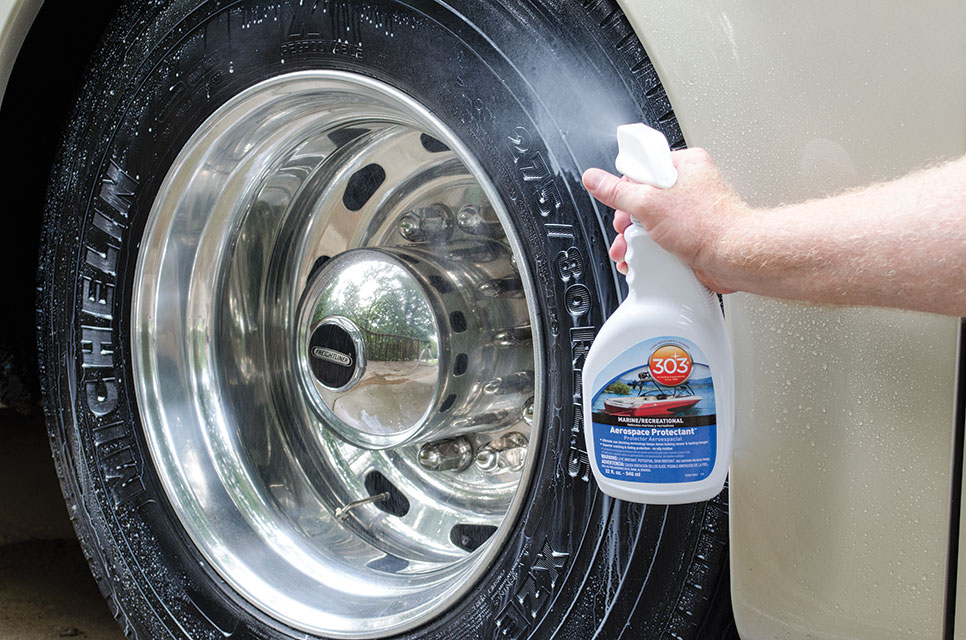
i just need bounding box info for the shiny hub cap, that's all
[132,71,542,638]
[297,242,533,451]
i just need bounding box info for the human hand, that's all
[582,148,747,294]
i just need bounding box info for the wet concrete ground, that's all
[0,410,124,639]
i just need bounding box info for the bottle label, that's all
[590,336,716,484]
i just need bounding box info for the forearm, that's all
[714,156,966,315]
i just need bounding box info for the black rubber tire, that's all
[37,1,736,638]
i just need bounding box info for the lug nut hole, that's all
[449,311,467,333]
[439,393,457,413]
[419,133,450,153]
[450,524,497,553]
[453,353,468,376]
[343,163,386,211]
[364,471,410,518]
[428,274,453,294]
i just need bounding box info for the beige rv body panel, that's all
[619,1,965,637]
[0,0,41,104]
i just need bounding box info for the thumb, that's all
[582,168,651,213]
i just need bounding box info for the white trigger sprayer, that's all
[581,124,734,504]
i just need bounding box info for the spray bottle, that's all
[582,123,734,504]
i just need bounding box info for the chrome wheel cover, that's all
[131,71,543,637]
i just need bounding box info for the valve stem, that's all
[335,492,390,521]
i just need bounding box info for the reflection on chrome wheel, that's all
[131,71,542,637]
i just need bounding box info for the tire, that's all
[38,1,735,639]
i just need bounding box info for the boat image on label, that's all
[591,338,717,485]
[581,123,734,504]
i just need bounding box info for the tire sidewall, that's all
[41,2,706,638]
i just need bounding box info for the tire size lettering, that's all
[506,126,562,218]
[564,283,591,317]
[506,127,597,484]
[545,223,575,239]
[454,76,494,135]
[567,326,594,481]
[568,403,591,482]
[506,128,591,322]
[556,247,583,282]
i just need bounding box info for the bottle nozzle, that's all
[614,124,696,294]
[615,124,678,189]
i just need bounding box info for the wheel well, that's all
[0,2,122,411]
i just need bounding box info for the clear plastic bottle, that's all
[582,124,734,504]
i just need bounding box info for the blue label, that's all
[591,337,716,484]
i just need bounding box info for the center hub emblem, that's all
[312,346,352,367]
[308,321,359,389]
